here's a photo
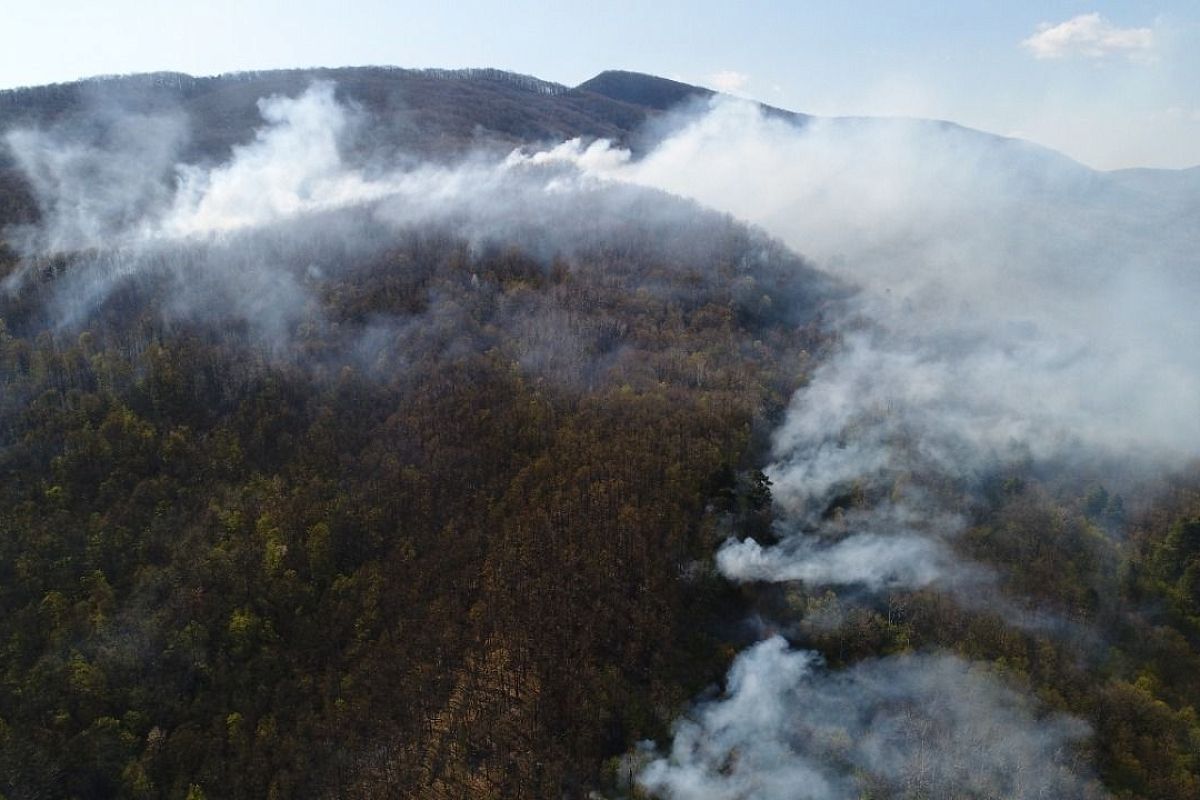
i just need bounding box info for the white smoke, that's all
[595,98,1198,449]
[716,503,961,591]
[4,83,808,367]
[511,97,1200,798]
[4,82,620,252]
[640,636,1102,800]
[159,81,395,237]
[7,82,1191,799]
[4,110,187,253]
[525,96,1200,593]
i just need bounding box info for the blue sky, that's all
[3,1,1198,169]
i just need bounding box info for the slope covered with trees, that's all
[1,69,1199,800]
[0,191,834,797]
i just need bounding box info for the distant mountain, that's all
[0,67,654,164]
[5,65,1197,173]
[1,65,1195,233]
[576,69,713,111]
[4,64,1195,172]
[0,66,681,228]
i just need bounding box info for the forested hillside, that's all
[0,160,834,795]
[1,68,1199,800]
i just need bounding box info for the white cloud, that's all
[708,70,750,93]
[1022,13,1154,61]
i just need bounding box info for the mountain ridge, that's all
[3,65,1194,177]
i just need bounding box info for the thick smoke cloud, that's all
[160,81,394,237]
[524,98,1200,796]
[4,81,386,248]
[544,97,1200,594]
[553,97,1200,450]
[4,109,187,253]
[717,501,962,591]
[8,84,1196,588]
[638,636,1102,800]
[2,83,820,377]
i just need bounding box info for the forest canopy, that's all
[0,68,1198,800]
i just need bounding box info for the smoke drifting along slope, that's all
[2,83,829,366]
[526,98,1199,796]
[5,78,1197,799]
[543,97,1200,593]
[639,637,1100,800]
[1,78,838,798]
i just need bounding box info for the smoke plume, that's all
[523,97,1200,796]
[542,96,1200,594]
[2,83,827,375]
[8,81,1196,799]
[639,636,1102,800]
